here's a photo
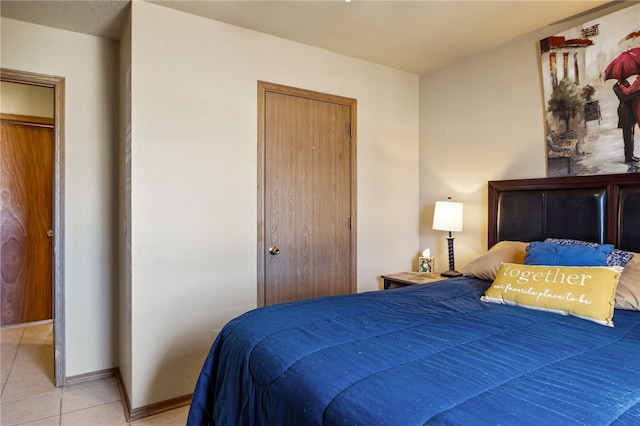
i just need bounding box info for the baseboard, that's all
[65,367,118,386]
[66,368,191,421]
[115,369,192,422]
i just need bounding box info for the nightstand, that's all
[381,272,448,289]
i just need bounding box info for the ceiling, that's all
[0,0,620,75]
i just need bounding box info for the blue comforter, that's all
[187,277,640,425]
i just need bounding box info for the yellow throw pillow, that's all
[482,263,621,326]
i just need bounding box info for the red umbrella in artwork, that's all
[605,47,640,81]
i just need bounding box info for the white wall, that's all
[418,1,634,272]
[418,36,546,272]
[127,1,419,408]
[1,18,119,376]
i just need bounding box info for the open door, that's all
[1,69,66,387]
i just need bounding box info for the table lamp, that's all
[432,197,463,277]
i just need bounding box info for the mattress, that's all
[187,277,640,425]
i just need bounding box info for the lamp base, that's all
[441,270,462,278]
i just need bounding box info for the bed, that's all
[187,173,640,425]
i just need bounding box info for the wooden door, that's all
[258,82,357,306]
[1,115,54,325]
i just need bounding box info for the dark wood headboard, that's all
[488,173,640,253]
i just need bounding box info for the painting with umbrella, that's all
[539,3,640,176]
[606,47,640,163]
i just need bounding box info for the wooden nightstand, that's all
[381,272,448,289]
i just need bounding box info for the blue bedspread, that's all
[187,277,640,425]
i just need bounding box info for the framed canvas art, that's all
[540,3,640,176]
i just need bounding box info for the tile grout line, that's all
[0,326,25,397]
[2,323,188,425]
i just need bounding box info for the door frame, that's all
[256,81,357,307]
[1,68,66,387]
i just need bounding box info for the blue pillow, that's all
[544,238,634,267]
[524,241,614,266]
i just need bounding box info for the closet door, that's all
[258,82,357,306]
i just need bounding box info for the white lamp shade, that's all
[432,200,463,232]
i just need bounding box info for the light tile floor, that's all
[1,322,189,425]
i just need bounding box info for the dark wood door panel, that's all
[1,119,53,325]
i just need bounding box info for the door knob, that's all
[46,230,54,238]
[268,245,280,255]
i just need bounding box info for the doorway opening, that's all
[1,68,66,387]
